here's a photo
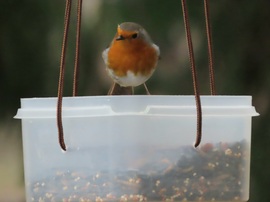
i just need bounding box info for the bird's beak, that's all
[116,35,125,41]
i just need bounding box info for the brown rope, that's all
[204,0,216,95]
[181,0,202,147]
[73,0,83,96]
[57,0,72,151]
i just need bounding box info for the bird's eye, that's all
[131,33,138,39]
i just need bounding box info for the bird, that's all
[102,22,160,95]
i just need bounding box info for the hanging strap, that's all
[204,0,216,95]
[181,0,216,147]
[57,0,83,151]
[57,0,71,151]
[73,0,83,96]
[181,0,202,147]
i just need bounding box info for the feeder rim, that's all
[14,95,259,119]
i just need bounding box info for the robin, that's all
[102,22,160,95]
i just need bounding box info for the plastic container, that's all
[15,95,258,202]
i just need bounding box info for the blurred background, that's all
[0,0,269,201]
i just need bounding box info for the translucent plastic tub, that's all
[15,95,258,202]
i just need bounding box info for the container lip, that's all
[14,95,259,119]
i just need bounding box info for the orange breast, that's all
[107,39,158,77]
